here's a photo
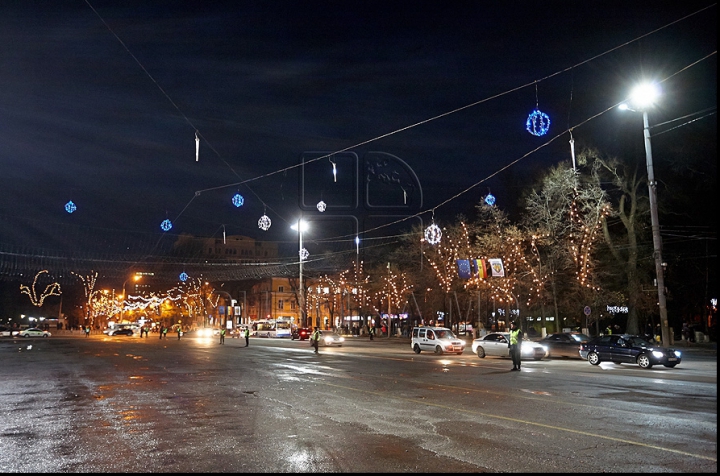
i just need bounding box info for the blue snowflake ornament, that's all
[526,109,550,136]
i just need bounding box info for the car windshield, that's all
[435,330,456,339]
[625,336,655,347]
[570,334,590,342]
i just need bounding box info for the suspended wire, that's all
[4,3,714,279]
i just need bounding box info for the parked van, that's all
[411,327,465,355]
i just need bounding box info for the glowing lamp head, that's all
[291,219,309,232]
[629,83,660,109]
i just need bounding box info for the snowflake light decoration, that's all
[299,248,309,261]
[258,214,271,231]
[484,193,496,206]
[65,201,76,213]
[424,223,442,245]
[316,200,327,212]
[160,219,173,231]
[526,109,550,136]
[232,193,244,207]
[179,272,188,282]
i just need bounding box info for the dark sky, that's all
[0,1,716,267]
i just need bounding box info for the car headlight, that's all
[652,351,664,358]
[339,337,345,342]
[674,351,682,357]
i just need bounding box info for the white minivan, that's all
[411,327,465,355]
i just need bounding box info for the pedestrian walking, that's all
[177,326,182,340]
[311,326,320,354]
[368,325,375,341]
[162,326,168,339]
[243,326,250,347]
[84,326,90,338]
[219,328,225,345]
[509,321,523,371]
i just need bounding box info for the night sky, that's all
[0,1,716,277]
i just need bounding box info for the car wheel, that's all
[434,345,444,355]
[587,352,600,365]
[533,356,542,361]
[413,344,421,354]
[43,334,49,338]
[23,334,29,338]
[476,347,486,358]
[664,363,677,368]
[637,354,653,369]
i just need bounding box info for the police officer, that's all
[311,327,320,354]
[509,321,523,371]
[243,326,250,347]
[219,328,226,345]
[368,325,375,341]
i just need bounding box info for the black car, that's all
[580,334,682,369]
[291,327,311,341]
[538,332,590,358]
[109,328,134,336]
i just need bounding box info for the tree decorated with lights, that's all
[522,161,611,332]
[339,259,372,328]
[584,148,659,335]
[370,263,412,336]
[20,270,62,308]
[171,278,216,328]
[422,220,478,329]
[466,205,534,330]
[70,271,99,327]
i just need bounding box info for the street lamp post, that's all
[620,82,670,347]
[291,219,309,328]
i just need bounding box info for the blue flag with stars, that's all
[456,259,472,279]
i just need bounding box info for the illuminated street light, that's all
[121,273,142,322]
[291,219,310,328]
[619,81,670,346]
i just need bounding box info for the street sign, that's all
[583,306,591,316]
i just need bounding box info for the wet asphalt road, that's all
[0,333,716,473]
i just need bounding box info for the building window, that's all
[290,301,296,310]
[278,286,284,293]
[277,300,284,310]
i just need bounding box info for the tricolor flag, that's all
[470,259,490,279]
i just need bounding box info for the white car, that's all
[411,327,465,355]
[313,330,345,347]
[472,332,547,360]
[17,328,52,338]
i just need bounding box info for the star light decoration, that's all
[526,109,550,136]
[179,272,188,282]
[232,193,244,207]
[258,214,271,231]
[65,201,77,213]
[160,219,173,232]
[316,200,327,212]
[424,223,442,245]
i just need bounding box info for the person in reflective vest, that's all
[311,327,320,354]
[243,327,250,347]
[220,328,226,345]
[509,321,523,371]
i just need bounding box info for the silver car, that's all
[17,327,52,338]
[316,330,345,347]
[472,332,546,360]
